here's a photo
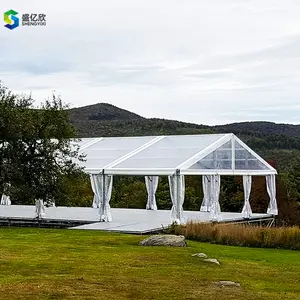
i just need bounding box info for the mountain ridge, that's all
[68,103,144,123]
[67,103,300,151]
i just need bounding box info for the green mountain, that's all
[68,103,212,137]
[68,103,300,151]
[215,121,300,137]
[68,103,143,122]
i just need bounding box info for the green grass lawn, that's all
[0,228,299,300]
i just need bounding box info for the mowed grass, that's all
[0,228,299,300]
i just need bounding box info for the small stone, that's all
[139,235,186,247]
[216,281,241,287]
[204,258,220,265]
[192,253,207,258]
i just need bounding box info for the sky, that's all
[1,0,300,125]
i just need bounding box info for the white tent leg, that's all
[1,194,11,205]
[90,173,113,221]
[209,175,222,221]
[145,176,159,210]
[266,174,278,215]
[1,183,11,205]
[242,175,252,218]
[101,174,113,222]
[200,175,212,212]
[169,171,185,224]
[90,174,101,208]
[35,199,45,218]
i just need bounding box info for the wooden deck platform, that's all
[0,205,273,234]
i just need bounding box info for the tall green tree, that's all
[0,82,82,205]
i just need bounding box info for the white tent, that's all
[76,133,278,223]
[0,194,11,205]
[0,183,11,205]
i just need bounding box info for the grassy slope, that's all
[0,228,299,300]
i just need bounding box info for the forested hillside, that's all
[215,121,300,137]
[68,103,300,152]
[68,103,143,123]
[68,103,212,137]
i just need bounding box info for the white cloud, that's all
[1,0,300,125]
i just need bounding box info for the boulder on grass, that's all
[192,253,207,258]
[139,235,187,247]
[216,281,241,287]
[204,258,220,265]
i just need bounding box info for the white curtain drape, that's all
[266,174,278,215]
[92,195,97,208]
[90,175,101,208]
[200,175,212,212]
[90,174,113,221]
[209,175,222,221]
[168,173,185,224]
[145,176,159,210]
[102,175,113,222]
[242,175,252,218]
[35,199,45,218]
[1,183,11,205]
[1,194,11,205]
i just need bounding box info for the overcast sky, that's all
[1,0,300,125]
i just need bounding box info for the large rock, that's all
[192,253,207,258]
[139,235,187,247]
[216,281,241,287]
[204,258,220,265]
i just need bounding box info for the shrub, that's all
[174,222,300,250]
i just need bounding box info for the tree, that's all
[0,82,83,205]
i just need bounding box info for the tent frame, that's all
[84,133,277,176]
[79,133,278,224]
[1,134,278,223]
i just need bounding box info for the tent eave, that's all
[181,169,277,176]
[84,168,177,176]
[84,167,277,176]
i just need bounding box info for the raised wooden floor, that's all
[0,205,272,234]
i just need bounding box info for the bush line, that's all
[173,222,300,250]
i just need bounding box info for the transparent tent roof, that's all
[76,134,277,176]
